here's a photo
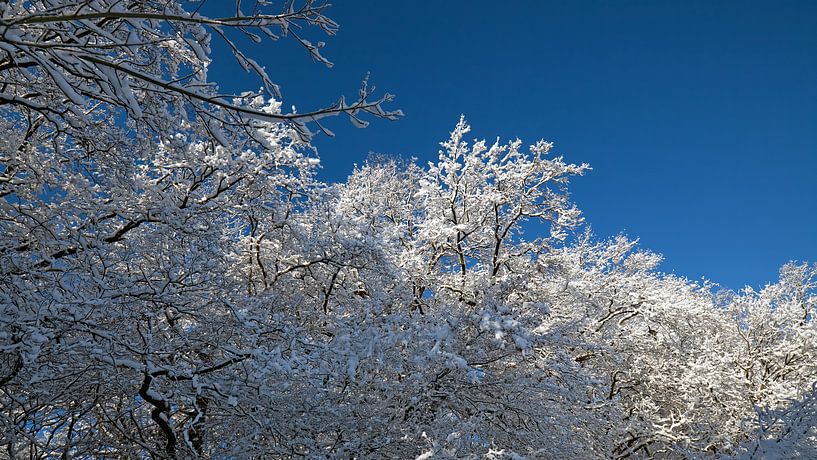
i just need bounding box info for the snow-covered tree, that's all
[2,2,815,458]
[0,0,400,145]
[0,1,396,457]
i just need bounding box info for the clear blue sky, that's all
[208,0,816,290]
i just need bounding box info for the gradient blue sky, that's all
[209,0,816,290]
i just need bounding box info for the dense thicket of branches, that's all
[2,1,815,459]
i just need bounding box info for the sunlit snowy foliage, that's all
[1,1,815,459]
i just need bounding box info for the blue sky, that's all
[208,0,816,290]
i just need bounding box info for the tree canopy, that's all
[1,1,815,459]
